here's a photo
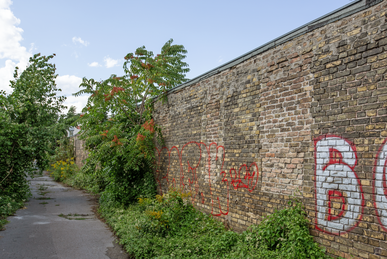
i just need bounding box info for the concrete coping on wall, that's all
[164,0,383,95]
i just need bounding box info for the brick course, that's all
[153,1,387,257]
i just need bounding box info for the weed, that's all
[35,197,51,200]
[39,202,48,205]
[58,213,90,220]
[98,190,333,258]
[0,195,24,229]
[48,158,77,181]
[38,185,48,191]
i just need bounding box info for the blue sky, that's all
[0,0,353,113]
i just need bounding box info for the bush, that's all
[48,158,77,181]
[0,195,24,229]
[98,190,331,259]
[62,170,101,194]
[229,198,328,258]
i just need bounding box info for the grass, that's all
[58,213,90,220]
[38,185,48,191]
[39,202,48,205]
[35,197,52,200]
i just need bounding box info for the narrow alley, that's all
[0,173,129,259]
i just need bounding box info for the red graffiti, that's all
[373,137,387,232]
[229,163,259,192]
[329,148,343,165]
[155,141,260,216]
[327,190,346,221]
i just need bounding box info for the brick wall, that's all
[153,1,387,257]
[70,135,88,168]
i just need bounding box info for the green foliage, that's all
[48,137,75,167]
[62,168,101,194]
[0,53,66,202]
[136,189,197,236]
[48,158,77,181]
[230,198,328,259]
[73,39,189,205]
[98,191,331,259]
[47,105,79,163]
[0,195,24,229]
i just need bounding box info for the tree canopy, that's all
[0,53,66,200]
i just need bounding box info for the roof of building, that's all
[67,126,81,137]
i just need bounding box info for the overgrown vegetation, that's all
[98,189,331,259]
[73,39,189,206]
[0,196,24,229]
[0,54,66,228]
[42,40,331,258]
[49,158,77,181]
[48,105,79,163]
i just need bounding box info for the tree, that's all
[48,105,79,162]
[74,39,189,205]
[0,53,66,201]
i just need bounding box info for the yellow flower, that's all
[146,210,163,219]
[70,162,74,165]
[156,195,163,203]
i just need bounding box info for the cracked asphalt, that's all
[0,173,130,259]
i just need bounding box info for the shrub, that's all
[0,195,24,229]
[98,190,331,259]
[229,198,328,258]
[48,158,77,181]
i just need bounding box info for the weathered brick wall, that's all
[153,1,387,257]
[70,135,88,168]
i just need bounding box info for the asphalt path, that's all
[0,173,130,259]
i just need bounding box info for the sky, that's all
[0,0,354,114]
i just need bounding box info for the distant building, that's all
[67,126,81,137]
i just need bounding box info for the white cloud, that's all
[104,56,119,68]
[72,36,89,47]
[0,0,32,93]
[88,61,101,67]
[56,75,89,114]
[62,95,90,114]
[56,75,82,96]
